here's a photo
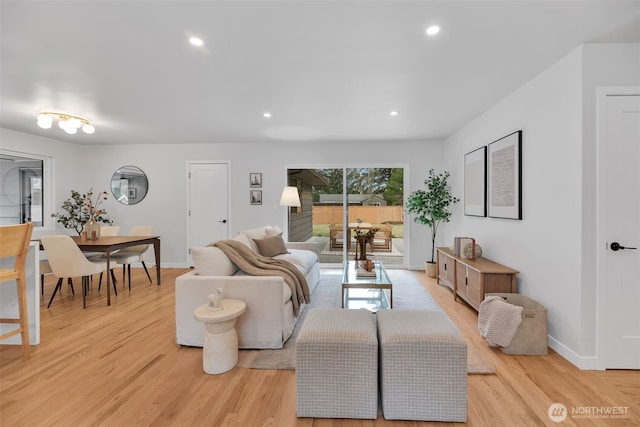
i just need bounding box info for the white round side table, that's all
[193,298,246,374]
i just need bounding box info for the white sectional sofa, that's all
[175,226,320,349]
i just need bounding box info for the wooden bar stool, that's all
[0,222,34,360]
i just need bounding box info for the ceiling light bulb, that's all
[426,25,440,36]
[82,124,95,134]
[68,118,82,128]
[58,120,68,130]
[390,111,398,116]
[37,114,53,129]
[189,37,204,46]
[64,126,77,135]
[263,112,272,118]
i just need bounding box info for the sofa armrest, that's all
[175,270,288,348]
[286,241,320,256]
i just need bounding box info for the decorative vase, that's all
[84,215,100,241]
[356,236,369,261]
[462,243,483,260]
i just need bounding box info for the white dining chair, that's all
[100,226,120,237]
[92,226,120,288]
[41,235,108,309]
[39,259,52,296]
[40,258,77,298]
[109,225,153,290]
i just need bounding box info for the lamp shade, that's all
[279,186,301,207]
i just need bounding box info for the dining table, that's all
[44,236,161,306]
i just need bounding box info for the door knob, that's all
[610,242,637,251]
[218,219,227,224]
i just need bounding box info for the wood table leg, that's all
[153,239,161,285]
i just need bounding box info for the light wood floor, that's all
[1,268,638,426]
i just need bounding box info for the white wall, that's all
[442,43,640,368]
[0,129,443,268]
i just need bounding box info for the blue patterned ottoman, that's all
[377,310,467,422]
[295,308,378,419]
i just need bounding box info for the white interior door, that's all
[600,92,640,369]
[187,162,229,262]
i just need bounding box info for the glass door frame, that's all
[286,164,408,269]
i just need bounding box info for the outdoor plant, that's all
[406,169,459,264]
[51,189,113,235]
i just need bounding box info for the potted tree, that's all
[406,169,459,277]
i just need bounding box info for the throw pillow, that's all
[242,226,268,241]
[254,234,289,257]
[265,225,282,237]
[233,232,257,252]
[191,247,238,276]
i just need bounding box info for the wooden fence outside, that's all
[312,205,404,225]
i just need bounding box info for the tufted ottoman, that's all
[296,308,378,419]
[377,310,467,422]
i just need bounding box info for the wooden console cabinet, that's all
[436,247,518,311]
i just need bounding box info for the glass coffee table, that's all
[342,260,392,311]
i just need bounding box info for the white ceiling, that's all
[1,1,639,146]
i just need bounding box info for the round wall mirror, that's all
[110,165,149,205]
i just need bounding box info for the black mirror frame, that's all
[110,165,149,205]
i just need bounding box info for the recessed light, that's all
[426,25,440,36]
[189,37,204,47]
[390,111,398,116]
[263,112,272,118]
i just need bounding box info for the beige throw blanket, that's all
[211,240,310,316]
[477,296,523,347]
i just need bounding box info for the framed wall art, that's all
[487,130,522,220]
[464,146,486,217]
[250,190,262,205]
[250,173,262,188]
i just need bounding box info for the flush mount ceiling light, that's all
[263,112,272,118]
[426,25,440,36]
[37,111,95,135]
[189,36,204,47]
[390,111,399,116]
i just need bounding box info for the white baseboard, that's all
[548,335,603,370]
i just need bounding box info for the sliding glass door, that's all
[286,167,405,267]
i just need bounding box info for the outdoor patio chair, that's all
[372,224,393,252]
[329,223,344,251]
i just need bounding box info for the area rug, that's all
[320,242,403,257]
[237,269,496,375]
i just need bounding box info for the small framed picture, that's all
[128,187,137,199]
[250,190,262,205]
[250,173,262,188]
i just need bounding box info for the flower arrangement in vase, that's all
[353,227,378,261]
[52,189,113,238]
